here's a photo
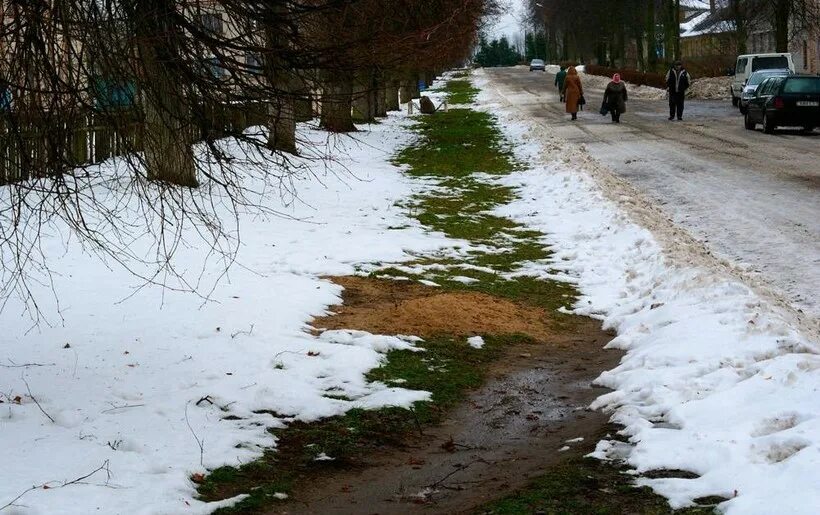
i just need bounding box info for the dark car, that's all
[744,75,820,133]
[739,69,791,114]
[529,59,546,72]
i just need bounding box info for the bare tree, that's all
[0,0,494,318]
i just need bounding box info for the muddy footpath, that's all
[268,276,619,515]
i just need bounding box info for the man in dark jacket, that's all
[665,60,690,120]
[555,65,567,102]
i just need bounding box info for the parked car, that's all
[744,75,820,133]
[739,69,792,114]
[731,53,795,107]
[529,59,546,72]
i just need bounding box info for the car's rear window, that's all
[752,56,789,71]
[748,71,787,85]
[783,77,820,94]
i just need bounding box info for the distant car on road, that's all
[744,75,820,134]
[739,69,792,114]
[529,59,546,72]
[731,53,795,107]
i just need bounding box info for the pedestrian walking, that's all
[665,60,690,121]
[603,73,628,123]
[554,65,567,102]
[563,66,583,121]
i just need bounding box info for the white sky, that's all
[486,0,527,42]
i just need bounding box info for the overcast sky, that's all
[486,0,527,42]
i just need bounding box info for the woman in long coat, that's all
[603,73,628,123]
[562,66,583,120]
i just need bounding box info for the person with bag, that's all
[603,73,628,123]
[665,60,690,121]
[563,66,583,121]
[554,65,567,102]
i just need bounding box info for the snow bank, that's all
[474,69,820,514]
[0,116,456,513]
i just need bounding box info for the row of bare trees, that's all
[526,0,819,70]
[0,0,496,316]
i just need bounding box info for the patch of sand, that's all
[312,276,557,342]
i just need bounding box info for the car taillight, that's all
[773,97,785,109]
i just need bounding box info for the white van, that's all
[731,53,795,106]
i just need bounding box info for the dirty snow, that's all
[0,114,457,513]
[475,69,820,514]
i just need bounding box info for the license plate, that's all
[796,101,819,106]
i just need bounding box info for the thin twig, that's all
[101,403,145,414]
[22,374,54,423]
[62,460,111,487]
[1,360,55,368]
[230,323,254,339]
[185,402,205,466]
[427,458,489,489]
[195,395,213,406]
[0,460,111,512]
[0,486,38,512]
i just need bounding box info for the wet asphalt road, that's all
[485,67,820,320]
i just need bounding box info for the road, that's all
[484,67,820,321]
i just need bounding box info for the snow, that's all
[0,114,456,513]
[467,336,485,349]
[474,69,820,513]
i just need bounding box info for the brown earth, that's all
[311,276,557,341]
[265,276,620,515]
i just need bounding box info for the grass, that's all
[395,109,515,177]
[443,79,480,104]
[478,455,718,515]
[389,96,578,324]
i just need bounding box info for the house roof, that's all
[681,8,735,38]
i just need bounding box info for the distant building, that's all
[679,0,820,74]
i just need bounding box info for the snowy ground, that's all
[475,69,820,514]
[0,114,459,513]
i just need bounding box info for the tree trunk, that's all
[294,85,313,122]
[386,80,400,111]
[142,91,196,187]
[264,9,297,154]
[774,0,790,52]
[136,0,196,187]
[636,34,645,71]
[374,75,387,117]
[268,94,296,154]
[674,0,681,60]
[731,0,748,55]
[352,71,376,123]
[320,77,356,133]
[410,75,421,99]
[647,0,658,69]
[400,80,413,103]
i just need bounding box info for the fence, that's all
[0,102,268,186]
